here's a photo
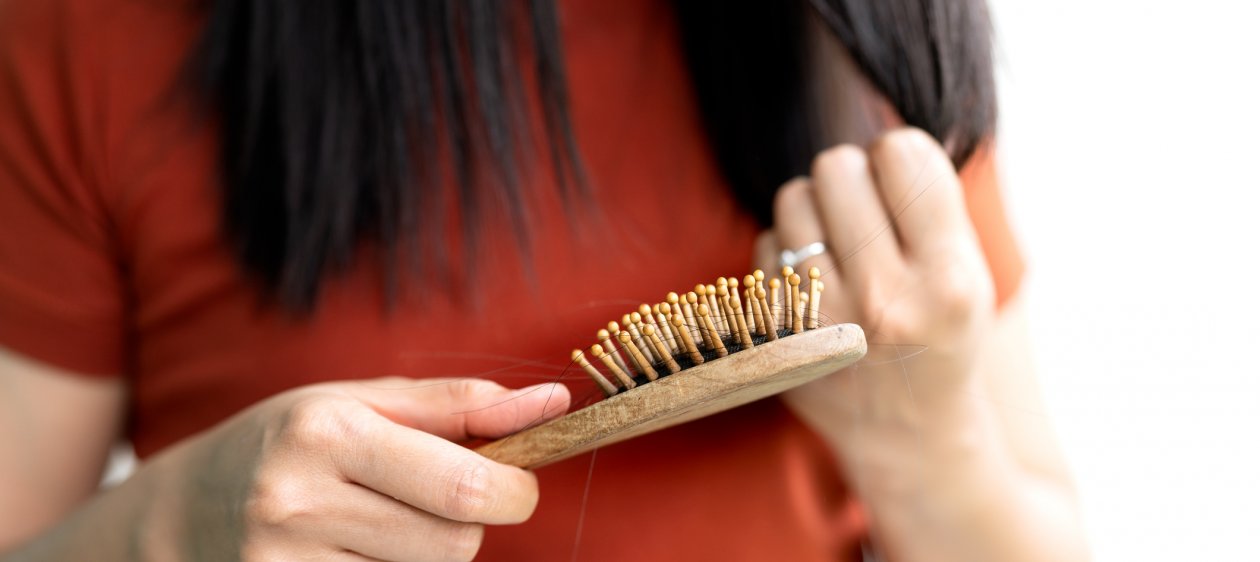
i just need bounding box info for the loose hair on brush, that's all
[186,0,996,310]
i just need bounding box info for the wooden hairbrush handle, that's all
[476,323,866,469]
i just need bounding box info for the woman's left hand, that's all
[757,128,1089,562]
[756,127,997,463]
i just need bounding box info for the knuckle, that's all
[934,264,987,319]
[445,378,500,405]
[444,379,479,402]
[855,285,917,340]
[246,472,314,529]
[444,460,493,521]
[859,297,903,338]
[811,144,867,178]
[854,283,891,328]
[282,396,362,449]
[772,177,811,215]
[873,313,914,342]
[441,523,485,562]
[859,297,889,331]
[870,127,938,160]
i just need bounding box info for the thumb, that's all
[339,377,572,441]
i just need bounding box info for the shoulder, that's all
[0,0,205,201]
[0,0,195,52]
[0,0,200,377]
[0,0,203,101]
[0,0,198,31]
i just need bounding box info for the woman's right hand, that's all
[146,377,570,561]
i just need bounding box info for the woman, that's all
[0,0,1087,560]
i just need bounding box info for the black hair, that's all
[675,0,996,225]
[187,0,995,310]
[187,0,582,310]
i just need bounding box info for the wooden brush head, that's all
[475,270,868,469]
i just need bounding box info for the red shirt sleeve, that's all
[0,0,127,377]
[959,144,1026,309]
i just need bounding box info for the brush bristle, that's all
[577,270,823,396]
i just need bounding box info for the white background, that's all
[989,0,1260,559]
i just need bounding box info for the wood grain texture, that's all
[476,323,867,469]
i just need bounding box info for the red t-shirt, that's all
[0,0,1024,560]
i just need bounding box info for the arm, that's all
[0,350,165,559]
[0,347,570,561]
[809,295,1087,562]
[763,129,1088,562]
[0,348,125,548]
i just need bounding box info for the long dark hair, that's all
[187,0,995,310]
[676,0,996,224]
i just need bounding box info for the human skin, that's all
[760,127,1090,562]
[0,367,570,561]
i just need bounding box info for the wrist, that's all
[127,434,214,561]
[119,447,184,561]
[2,447,184,562]
[834,384,1013,501]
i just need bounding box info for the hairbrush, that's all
[475,267,867,469]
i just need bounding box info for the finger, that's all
[752,230,779,274]
[343,378,571,441]
[772,178,849,322]
[810,144,903,280]
[314,482,484,562]
[335,412,541,524]
[331,552,387,562]
[772,178,838,277]
[867,128,973,258]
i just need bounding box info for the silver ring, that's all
[779,241,827,269]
